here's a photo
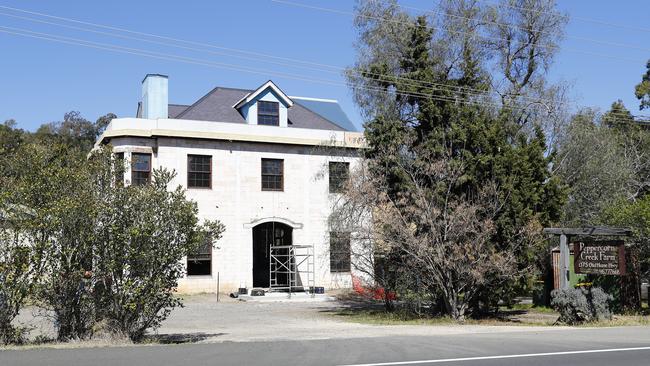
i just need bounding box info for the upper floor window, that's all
[330,232,351,273]
[261,158,283,191]
[187,154,212,189]
[258,101,279,126]
[329,162,350,193]
[131,153,151,186]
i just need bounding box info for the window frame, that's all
[187,154,212,189]
[257,100,280,126]
[115,152,125,186]
[261,158,284,192]
[330,232,351,273]
[186,239,212,277]
[131,152,152,186]
[329,161,350,194]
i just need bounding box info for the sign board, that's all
[573,240,626,276]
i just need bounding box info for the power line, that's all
[0,5,567,107]
[0,9,647,124]
[0,5,507,100]
[472,0,650,34]
[0,24,566,117]
[271,0,642,64]
[0,24,647,125]
[3,1,644,115]
[375,0,650,54]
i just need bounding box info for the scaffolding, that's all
[269,244,315,298]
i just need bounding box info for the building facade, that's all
[96,74,364,294]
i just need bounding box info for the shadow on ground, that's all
[320,292,561,326]
[147,332,227,344]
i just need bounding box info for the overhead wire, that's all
[4,1,647,116]
[0,4,647,124]
[270,0,642,63]
[0,5,570,108]
[371,0,650,54]
[0,24,645,125]
[471,0,650,34]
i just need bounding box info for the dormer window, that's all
[233,81,293,127]
[258,101,279,126]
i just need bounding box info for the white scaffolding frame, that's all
[269,244,315,298]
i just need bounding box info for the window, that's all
[187,238,212,276]
[329,162,350,193]
[187,155,212,189]
[261,158,283,191]
[258,101,279,126]
[115,152,125,185]
[131,153,151,186]
[330,232,351,272]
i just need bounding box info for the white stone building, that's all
[95,74,364,294]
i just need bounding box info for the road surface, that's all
[1,327,649,365]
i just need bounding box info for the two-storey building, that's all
[95,74,364,294]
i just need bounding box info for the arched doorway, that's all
[252,222,292,288]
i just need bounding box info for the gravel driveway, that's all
[13,293,569,345]
[154,294,568,343]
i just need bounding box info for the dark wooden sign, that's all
[573,240,626,276]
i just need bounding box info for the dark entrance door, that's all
[252,222,292,288]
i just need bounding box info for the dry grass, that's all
[332,302,650,328]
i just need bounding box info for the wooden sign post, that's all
[542,227,631,290]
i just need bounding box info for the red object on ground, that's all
[351,274,396,301]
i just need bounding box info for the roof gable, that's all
[233,80,293,109]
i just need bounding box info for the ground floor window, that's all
[187,240,212,276]
[330,232,351,272]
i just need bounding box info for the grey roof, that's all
[293,98,358,131]
[168,104,190,119]
[152,86,353,131]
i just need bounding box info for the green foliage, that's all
[34,111,116,151]
[348,0,566,318]
[551,287,613,324]
[602,195,650,280]
[556,105,647,226]
[0,220,32,345]
[0,120,224,343]
[91,159,225,341]
[635,60,650,110]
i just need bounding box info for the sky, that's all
[0,0,649,132]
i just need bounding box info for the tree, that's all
[0,133,225,342]
[91,154,224,341]
[346,0,566,317]
[602,195,650,280]
[0,202,36,345]
[35,111,116,151]
[635,60,650,110]
[556,101,650,226]
[332,146,542,320]
[555,110,634,226]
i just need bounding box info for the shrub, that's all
[91,167,225,342]
[551,286,613,324]
[0,203,37,345]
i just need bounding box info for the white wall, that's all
[109,135,361,293]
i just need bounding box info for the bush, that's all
[92,168,225,341]
[2,145,225,344]
[551,286,613,324]
[0,206,35,345]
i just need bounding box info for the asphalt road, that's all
[1,327,649,366]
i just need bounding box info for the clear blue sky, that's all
[1,0,649,131]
